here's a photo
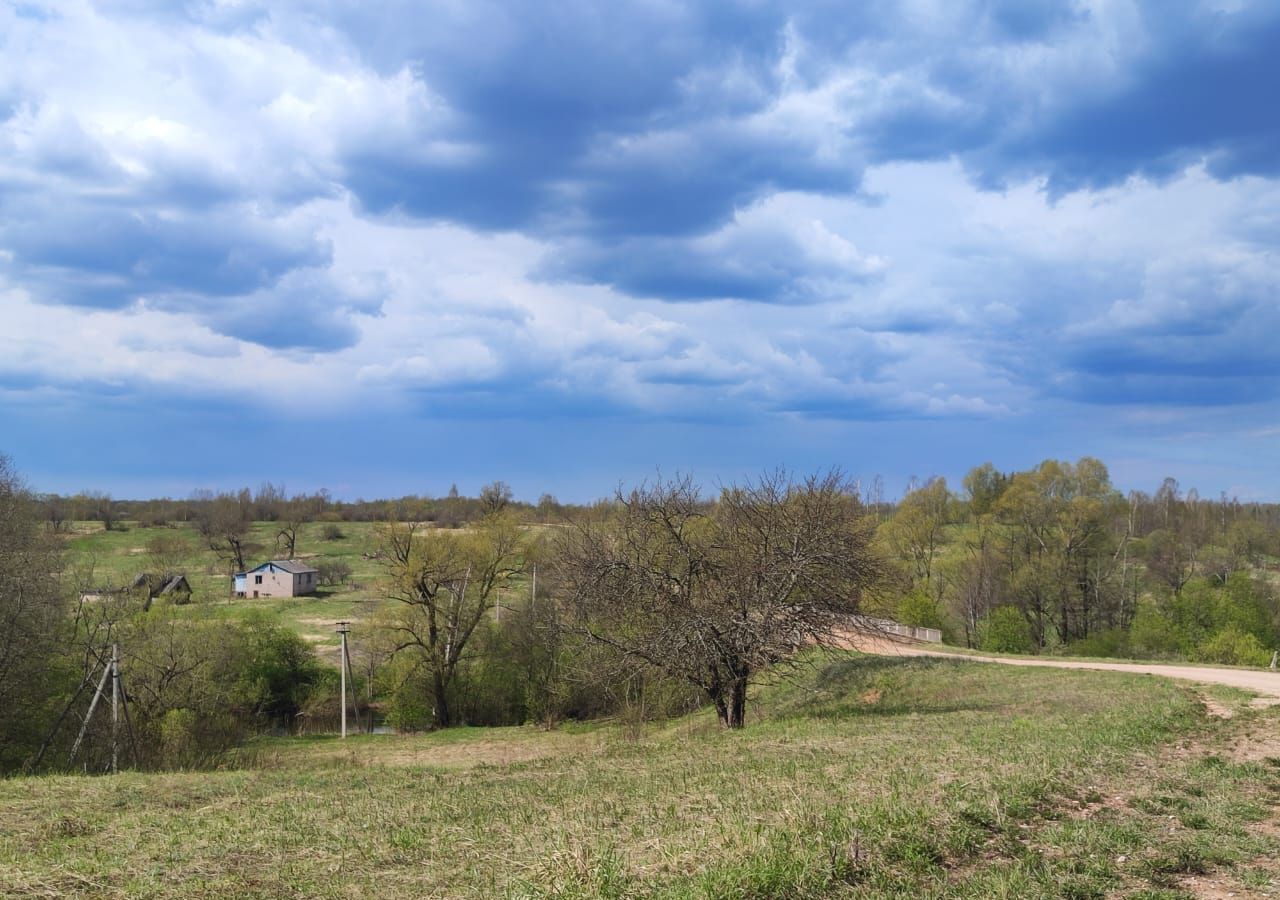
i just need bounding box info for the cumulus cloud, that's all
[1,0,1279,500]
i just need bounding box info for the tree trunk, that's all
[727,677,747,728]
[711,692,728,726]
[432,670,451,728]
[708,673,749,728]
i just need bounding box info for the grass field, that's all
[58,520,541,657]
[3,654,1279,898]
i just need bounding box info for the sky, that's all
[1,0,1279,502]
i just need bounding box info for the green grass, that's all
[3,654,1279,898]
[63,520,435,655]
[62,520,543,652]
[64,519,385,601]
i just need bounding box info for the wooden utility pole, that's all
[69,660,112,766]
[111,643,120,775]
[336,622,351,738]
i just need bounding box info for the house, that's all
[234,560,319,598]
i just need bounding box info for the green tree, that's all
[377,512,525,727]
[881,477,952,592]
[980,606,1035,654]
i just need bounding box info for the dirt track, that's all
[853,635,1280,700]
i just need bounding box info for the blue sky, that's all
[2,0,1279,502]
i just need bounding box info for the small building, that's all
[234,560,319,598]
[129,573,193,605]
[81,572,192,610]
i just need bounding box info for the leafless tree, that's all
[479,481,513,516]
[552,470,885,728]
[145,532,194,576]
[86,491,116,532]
[275,500,305,559]
[0,456,67,770]
[194,494,250,574]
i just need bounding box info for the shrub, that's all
[158,708,198,768]
[321,524,345,541]
[1060,628,1131,659]
[1129,602,1186,658]
[979,606,1035,654]
[1194,626,1270,667]
[896,591,945,631]
[316,559,352,587]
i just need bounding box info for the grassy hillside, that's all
[3,655,1279,898]
[58,520,539,659]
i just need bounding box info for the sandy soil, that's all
[850,635,1280,700]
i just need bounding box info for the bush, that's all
[896,591,945,631]
[316,559,352,587]
[321,524,345,541]
[234,615,331,721]
[158,708,199,769]
[1194,626,1271,667]
[1129,602,1186,658]
[1060,627,1131,659]
[979,606,1035,654]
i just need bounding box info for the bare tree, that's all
[86,491,116,532]
[275,500,305,559]
[0,456,67,770]
[552,471,885,728]
[194,494,250,574]
[377,513,524,727]
[479,481,513,516]
[41,494,69,534]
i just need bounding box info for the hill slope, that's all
[3,655,1279,898]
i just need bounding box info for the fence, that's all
[854,617,943,644]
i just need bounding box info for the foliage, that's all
[1192,625,1270,667]
[375,512,525,728]
[1128,601,1187,659]
[1059,627,1131,659]
[979,606,1035,654]
[895,590,946,632]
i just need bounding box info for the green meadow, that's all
[3,655,1279,898]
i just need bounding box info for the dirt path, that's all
[853,635,1280,700]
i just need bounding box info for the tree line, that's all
[36,480,565,536]
[879,459,1280,665]
[5,451,1280,776]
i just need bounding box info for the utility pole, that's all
[111,643,120,775]
[336,622,351,738]
[69,659,112,766]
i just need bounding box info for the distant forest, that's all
[6,455,1280,775]
[35,458,1280,666]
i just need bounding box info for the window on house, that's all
[254,575,263,584]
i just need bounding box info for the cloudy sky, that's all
[1,0,1278,501]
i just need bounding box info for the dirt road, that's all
[854,635,1280,700]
